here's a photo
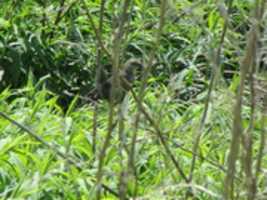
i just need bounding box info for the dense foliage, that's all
[0,0,267,199]
[0,0,255,105]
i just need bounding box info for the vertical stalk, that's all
[127,0,168,198]
[224,18,258,200]
[188,2,234,197]
[95,1,132,199]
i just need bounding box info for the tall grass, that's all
[0,0,267,199]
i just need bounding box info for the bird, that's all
[96,58,143,103]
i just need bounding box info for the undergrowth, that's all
[0,79,265,199]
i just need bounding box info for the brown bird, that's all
[96,59,143,103]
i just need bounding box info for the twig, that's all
[54,0,66,26]
[49,0,79,39]
[188,0,233,184]
[128,85,189,183]
[81,0,111,58]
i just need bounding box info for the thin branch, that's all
[127,84,188,183]
[128,1,169,198]
[0,111,120,198]
[81,0,111,58]
[54,0,67,25]
[224,13,259,200]
[93,0,107,156]
[0,112,80,166]
[255,95,267,179]
[188,0,234,183]
[49,0,79,39]
[95,1,132,199]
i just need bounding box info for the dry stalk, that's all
[127,0,169,198]
[188,0,234,189]
[223,0,265,197]
[95,1,132,199]
[92,0,107,156]
[245,1,266,199]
